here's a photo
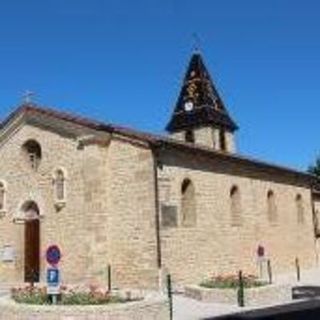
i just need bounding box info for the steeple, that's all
[166,53,238,152]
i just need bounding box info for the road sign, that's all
[46,245,61,266]
[47,267,60,297]
[47,267,60,286]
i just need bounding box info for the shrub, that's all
[11,285,47,304]
[200,274,267,289]
[11,284,129,305]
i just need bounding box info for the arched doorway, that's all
[22,201,40,283]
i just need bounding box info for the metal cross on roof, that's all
[192,33,202,53]
[22,90,36,104]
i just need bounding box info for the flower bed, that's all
[11,284,129,305]
[0,286,168,320]
[185,274,292,307]
[200,274,267,289]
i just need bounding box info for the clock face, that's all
[184,101,194,112]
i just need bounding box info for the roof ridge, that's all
[0,103,312,181]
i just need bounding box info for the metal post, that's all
[167,274,173,320]
[267,259,272,284]
[238,270,245,307]
[108,264,112,292]
[295,257,301,282]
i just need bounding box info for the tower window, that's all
[185,130,195,143]
[219,129,227,151]
[22,140,42,170]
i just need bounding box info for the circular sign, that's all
[46,245,61,266]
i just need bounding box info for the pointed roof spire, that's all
[166,53,238,133]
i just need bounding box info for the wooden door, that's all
[24,219,40,282]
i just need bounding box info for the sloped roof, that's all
[166,53,238,133]
[0,103,313,183]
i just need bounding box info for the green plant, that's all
[11,284,130,305]
[200,274,267,289]
[11,286,47,304]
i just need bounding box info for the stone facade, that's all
[0,120,159,289]
[171,127,236,153]
[0,106,318,291]
[158,148,316,286]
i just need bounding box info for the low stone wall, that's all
[185,284,292,307]
[0,293,168,320]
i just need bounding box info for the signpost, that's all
[46,245,61,304]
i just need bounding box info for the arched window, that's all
[54,169,66,203]
[296,194,304,224]
[181,178,196,227]
[267,190,277,223]
[0,181,6,212]
[230,185,241,225]
[185,130,195,143]
[220,129,227,151]
[22,140,42,170]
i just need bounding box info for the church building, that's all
[0,53,319,289]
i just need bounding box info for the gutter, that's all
[150,142,163,291]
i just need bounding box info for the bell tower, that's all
[166,53,238,153]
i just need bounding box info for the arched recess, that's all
[22,201,40,283]
[296,194,304,224]
[181,178,196,227]
[22,140,42,170]
[53,168,67,203]
[267,190,277,223]
[230,185,241,226]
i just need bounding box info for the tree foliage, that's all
[308,156,320,178]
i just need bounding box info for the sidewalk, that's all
[173,294,239,320]
[173,268,320,320]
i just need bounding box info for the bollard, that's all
[107,264,112,292]
[295,257,301,282]
[237,270,245,307]
[167,274,173,320]
[267,259,272,284]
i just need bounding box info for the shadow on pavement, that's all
[204,299,320,320]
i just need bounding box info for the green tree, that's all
[308,156,320,178]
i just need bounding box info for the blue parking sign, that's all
[47,267,59,286]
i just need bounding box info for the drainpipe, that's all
[151,144,163,291]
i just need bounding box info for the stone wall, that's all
[170,127,236,153]
[0,124,108,284]
[158,149,316,286]
[0,119,317,290]
[106,137,159,289]
[185,284,292,307]
[0,123,160,289]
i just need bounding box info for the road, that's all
[205,299,320,320]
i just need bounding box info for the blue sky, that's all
[0,0,320,170]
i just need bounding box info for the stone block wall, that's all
[0,124,110,284]
[158,149,316,286]
[106,138,159,289]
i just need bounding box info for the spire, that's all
[166,53,238,133]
